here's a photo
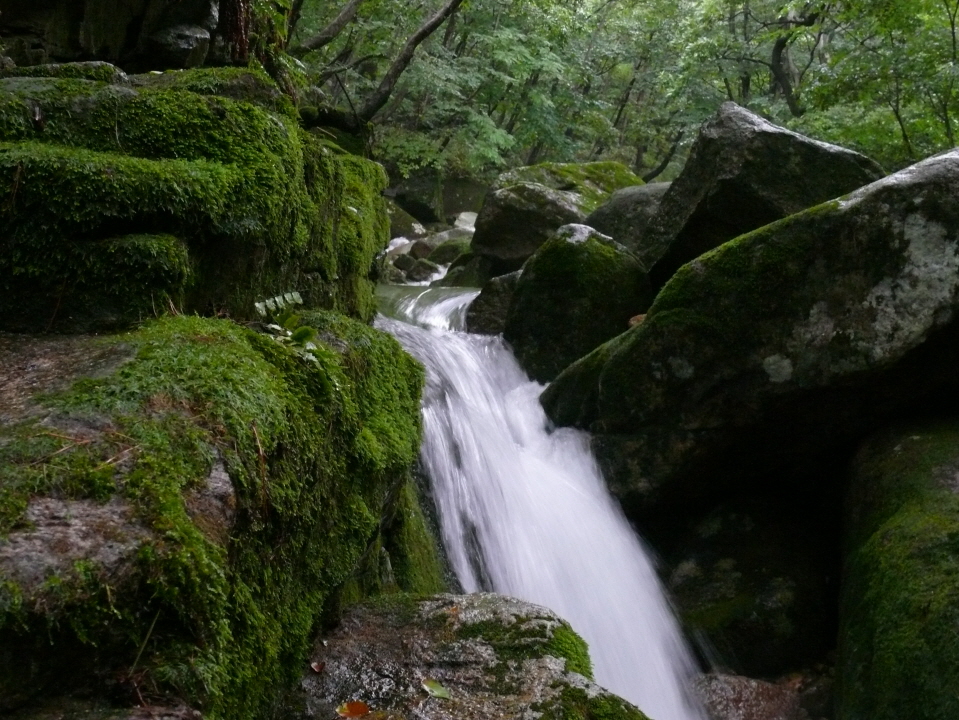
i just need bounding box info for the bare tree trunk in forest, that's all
[221,0,250,62]
[770,35,804,116]
[357,0,465,122]
[292,0,368,56]
[641,130,684,182]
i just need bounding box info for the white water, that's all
[377,286,704,720]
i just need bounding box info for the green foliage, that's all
[0,313,428,718]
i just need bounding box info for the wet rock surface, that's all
[694,672,832,720]
[291,592,650,720]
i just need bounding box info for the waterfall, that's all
[377,285,704,720]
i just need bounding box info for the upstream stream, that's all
[377,285,705,720]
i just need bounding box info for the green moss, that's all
[498,161,642,212]
[1,62,126,83]
[0,313,426,719]
[840,421,959,720]
[130,66,297,118]
[0,70,388,331]
[537,687,651,720]
[504,230,650,381]
[458,616,594,680]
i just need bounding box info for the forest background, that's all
[266,0,954,181]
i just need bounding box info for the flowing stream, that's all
[377,285,704,720]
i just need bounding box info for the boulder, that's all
[471,161,643,272]
[0,0,218,70]
[470,182,586,272]
[0,66,387,331]
[542,150,959,518]
[660,499,834,677]
[406,258,441,282]
[392,253,417,273]
[432,253,494,288]
[584,182,670,267]
[427,237,471,265]
[495,160,643,212]
[466,270,522,335]
[645,103,884,291]
[0,313,442,720]
[503,224,652,382]
[385,197,426,240]
[294,592,651,720]
[694,672,833,720]
[840,421,959,720]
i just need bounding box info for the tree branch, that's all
[292,0,368,57]
[358,0,466,123]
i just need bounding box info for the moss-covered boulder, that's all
[542,149,959,518]
[432,252,494,288]
[0,312,444,719]
[584,182,670,268]
[645,102,884,291]
[427,237,471,265]
[471,162,643,273]
[503,224,652,382]
[495,160,643,213]
[293,592,651,720]
[0,66,388,332]
[839,420,959,720]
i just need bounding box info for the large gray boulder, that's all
[470,182,586,273]
[644,103,884,290]
[471,161,643,273]
[503,224,652,382]
[542,150,959,518]
[584,182,670,267]
[839,421,959,720]
[295,592,651,720]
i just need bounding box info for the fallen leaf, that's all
[422,678,451,699]
[336,700,370,717]
[310,661,325,673]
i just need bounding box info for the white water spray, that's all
[377,286,704,720]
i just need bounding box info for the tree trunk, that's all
[358,0,466,123]
[642,131,684,182]
[292,0,368,56]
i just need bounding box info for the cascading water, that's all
[377,285,705,720]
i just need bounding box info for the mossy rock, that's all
[296,592,650,720]
[426,238,471,265]
[470,182,586,272]
[542,149,959,518]
[1,61,129,84]
[840,420,959,720]
[0,313,443,719]
[431,253,494,288]
[496,160,643,214]
[0,68,387,332]
[503,224,652,382]
[645,102,884,291]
